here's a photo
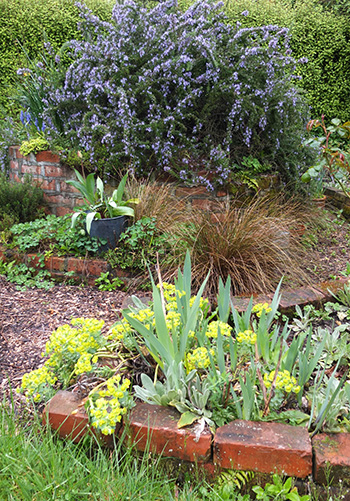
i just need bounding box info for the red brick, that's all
[56,206,74,217]
[10,160,18,172]
[9,146,17,157]
[21,164,40,176]
[43,390,117,447]
[191,198,214,211]
[67,257,86,274]
[214,420,312,478]
[15,147,25,159]
[87,260,108,276]
[316,278,350,302]
[123,402,212,463]
[26,254,40,267]
[10,173,21,183]
[43,390,90,443]
[313,433,350,485]
[59,180,81,194]
[36,150,60,163]
[216,190,228,197]
[230,297,252,313]
[41,179,56,191]
[210,212,227,224]
[44,165,64,177]
[44,256,65,272]
[43,194,70,205]
[175,186,208,197]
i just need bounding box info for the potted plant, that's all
[67,169,138,251]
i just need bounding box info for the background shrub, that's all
[178,0,350,122]
[35,0,312,189]
[0,0,114,120]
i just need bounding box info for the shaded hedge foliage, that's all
[0,0,114,118]
[179,0,350,121]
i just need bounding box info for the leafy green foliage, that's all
[191,0,350,121]
[67,170,137,234]
[302,117,350,198]
[19,135,49,156]
[0,257,53,290]
[106,217,170,272]
[252,474,310,500]
[0,0,114,119]
[94,271,123,291]
[9,214,100,256]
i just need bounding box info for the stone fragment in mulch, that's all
[121,402,212,463]
[313,433,350,485]
[278,286,325,313]
[213,420,312,478]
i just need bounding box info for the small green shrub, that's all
[0,0,114,119]
[0,173,45,225]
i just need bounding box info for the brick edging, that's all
[44,391,350,485]
[1,245,349,304]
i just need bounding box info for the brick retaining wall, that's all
[8,147,281,217]
[8,146,84,216]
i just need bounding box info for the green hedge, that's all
[0,0,114,118]
[179,0,350,121]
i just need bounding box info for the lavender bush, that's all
[35,0,312,188]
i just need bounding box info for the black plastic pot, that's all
[90,215,128,253]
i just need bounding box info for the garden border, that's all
[39,274,350,487]
[44,390,350,486]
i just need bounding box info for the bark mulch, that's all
[0,277,128,405]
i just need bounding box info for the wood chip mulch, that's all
[0,276,128,405]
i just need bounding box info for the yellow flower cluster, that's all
[252,302,272,318]
[45,318,104,359]
[189,296,209,310]
[128,308,154,330]
[74,353,93,376]
[186,347,215,372]
[158,282,186,302]
[88,375,131,435]
[165,310,182,330]
[236,329,257,345]
[205,320,232,339]
[263,370,301,394]
[19,366,57,402]
[107,319,133,341]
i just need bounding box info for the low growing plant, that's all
[9,214,100,256]
[161,196,311,295]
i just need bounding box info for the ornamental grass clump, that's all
[32,0,312,187]
[161,196,311,295]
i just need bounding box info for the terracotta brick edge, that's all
[44,392,350,484]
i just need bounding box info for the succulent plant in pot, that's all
[67,169,138,251]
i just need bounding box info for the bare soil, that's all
[1,207,350,407]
